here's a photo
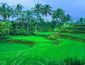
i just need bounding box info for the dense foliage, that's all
[0,2,85,65]
[0,3,71,36]
[0,3,85,37]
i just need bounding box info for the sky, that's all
[0,0,85,19]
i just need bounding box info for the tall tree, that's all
[24,10,33,33]
[32,3,42,18]
[63,14,71,23]
[42,4,52,21]
[32,3,42,32]
[14,4,23,34]
[14,4,23,20]
[0,3,13,21]
[79,18,84,24]
[52,8,65,26]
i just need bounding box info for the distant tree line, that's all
[0,3,85,38]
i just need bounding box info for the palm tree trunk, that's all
[35,23,38,33]
[45,15,47,31]
[3,15,7,21]
[27,21,29,34]
[16,15,19,35]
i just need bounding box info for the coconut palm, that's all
[13,4,23,20]
[26,10,33,32]
[79,18,84,24]
[32,3,42,18]
[6,6,13,20]
[52,8,65,26]
[40,4,52,31]
[32,3,43,32]
[0,3,13,21]
[18,10,35,34]
[52,8,65,20]
[42,5,52,20]
[63,14,71,23]
[13,4,23,34]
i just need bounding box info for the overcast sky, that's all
[0,0,85,19]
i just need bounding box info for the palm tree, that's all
[63,14,71,23]
[41,4,52,21]
[52,8,65,26]
[18,10,35,34]
[32,3,42,18]
[6,6,13,20]
[32,3,42,32]
[79,18,84,24]
[0,3,13,36]
[0,3,13,21]
[41,4,52,31]
[23,10,33,34]
[14,4,23,34]
[14,4,23,20]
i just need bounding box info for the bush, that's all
[0,21,11,39]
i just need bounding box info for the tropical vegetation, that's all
[0,3,85,65]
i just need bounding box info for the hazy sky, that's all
[0,0,85,19]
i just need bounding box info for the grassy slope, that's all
[21,38,85,60]
[9,36,53,44]
[0,32,85,64]
[0,35,53,58]
[60,33,85,39]
[0,42,30,52]
[0,42,31,58]
[37,32,56,35]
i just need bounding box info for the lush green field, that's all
[8,36,53,44]
[37,32,56,36]
[0,32,85,65]
[60,33,85,39]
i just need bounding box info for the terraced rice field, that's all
[0,32,85,65]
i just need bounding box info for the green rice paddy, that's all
[0,32,85,65]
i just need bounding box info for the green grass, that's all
[37,32,56,36]
[22,38,85,60]
[8,36,53,44]
[0,42,30,53]
[60,33,85,39]
[0,32,85,65]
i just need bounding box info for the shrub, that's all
[0,21,11,39]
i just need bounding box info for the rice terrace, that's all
[0,0,85,65]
